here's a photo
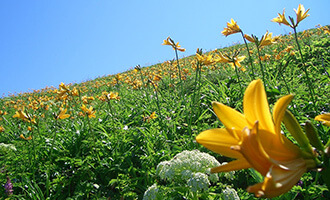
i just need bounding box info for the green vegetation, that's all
[0,26,329,199]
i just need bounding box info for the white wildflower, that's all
[222,187,240,200]
[143,184,160,200]
[156,150,220,183]
[187,172,210,192]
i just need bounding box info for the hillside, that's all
[0,24,330,199]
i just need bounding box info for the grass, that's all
[0,25,329,199]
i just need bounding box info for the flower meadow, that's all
[1,4,330,200]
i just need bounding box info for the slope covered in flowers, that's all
[0,10,330,199]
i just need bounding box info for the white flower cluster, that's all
[187,172,210,192]
[144,150,240,199]
[0,143,17,152]
[222,187,240,200]
[156,150,220,188]
[143,184,160,200]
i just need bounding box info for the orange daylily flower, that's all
[20,134,32,140]
[57,108,70,120]
[13,109,29,121]
[196,53,216,66]
[81,104,96,118]
[271,9,292,27]
[13,109,36,124]
[315,113,330,127]
[221,18,241,36]
[294,4,310,26]
[162,37,185,52]
[196,79,316,198]
[244,31,276,48]
[216,52,246,71]
[272,4,310,28]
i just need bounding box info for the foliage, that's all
[0,20,329,199]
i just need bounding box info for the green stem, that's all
[240,31,255,80]
[188,62,202,134]
[174,48,182,83]
[256,44,266,85]
[149,80,164,128]
[107,100,113,116]
[139,69,150,103]
[293,27,316,106]
[30,128,37,182]
[233,62,244,98]
[174,48,184,99]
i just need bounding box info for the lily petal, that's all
[247,163,306,198]
[212,101,247,131]
[315,113,330,127]
[239,122,272,176]
[196,128,244,159]
[273,94,293,136]
[211,159,251,173]
[243,79,274,132]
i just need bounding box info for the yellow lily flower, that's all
[271,8,292,27]
[294,4,310,26]
[315,113,330,127]
[259,31,276,47]
[196,79,316,198]
[81,104,96,118]
[221,18,241,37]
[20,134,32,140]
[108,92,120,100]
[196,53,215,66]
[244,32,276,48]
[216,52,246,71]
[13,108,37,124]
[57,108,70,120]
[321,26,330,35]
[162,37,186,52]
[244,34,255,43]
[13,109,29,121]
[272,4,310,28]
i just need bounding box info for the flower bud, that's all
[283,110,313,155]
[304,120,324,152]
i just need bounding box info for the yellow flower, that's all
[244,32,276,48]
[59,82,70,91]
[71,87,79,96]
[271,8,292,27]
[162,37,186,52]
[216,52,246,71]
[196,53,215,66]
[81,104,96,118]
[143,112,157,122]
[315,113,330,127]
[221,18,241,36]
[20,134,32,140]
[321,26,330,35]
[101,91,121,101]
[57,108,70,120]
[259,31,276,47]
[272,4,310,28]
[13,109,29,121]
[294,4,310,26]
[149,112,157,120]
[108,92,120,100]
[0,126,4,132]
[244,34,255,43]
[196,79,316,198]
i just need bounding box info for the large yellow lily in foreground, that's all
[196,79,316,198]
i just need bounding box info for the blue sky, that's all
[1,0,329,96]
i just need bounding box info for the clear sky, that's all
[1,0,329,97]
